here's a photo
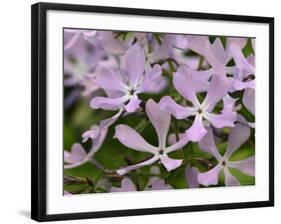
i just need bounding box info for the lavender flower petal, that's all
[114,124,159,154]
[198,164,222,186]
[95,66,128,92]
[173,65,200,106]
[64,143,86,164]
[117,155,159,175]
[110,178,137,192]
[243,88,255,115]
[121,43,145,88]
[228,156,255,176]
[124,94,141,113]
[159,96,197,119]
[201,74,232,112]
[185,165,200,188]
[229,43,255,74]
[223,168,240,186]
[165,135,189,154]
[198,127,222,161]
[224,123,250,159]
[204,111,236,128]
[159,154,182,171]
[146,99,171,148]
[90,95,128,110]
[185,115,207,142]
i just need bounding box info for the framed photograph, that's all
[31,2,274,222]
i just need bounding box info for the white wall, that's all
[0,0,279,223]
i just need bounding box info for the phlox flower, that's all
[64,29,97,50]
[187,36,254,76]
[64,29,128,54]
[64,133,105,170]
[111,167,172,192]
[64,30,117,87]
[159,65,236,142]
[90,43,167,113]
[63,109,119,169]
[114,99,189,175]
[197,125,255,186]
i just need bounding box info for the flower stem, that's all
[186,156,215,169]
[197,55,205,70]
[174,120,185,161]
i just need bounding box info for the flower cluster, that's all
[63,29,255,194]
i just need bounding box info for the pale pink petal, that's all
[190,37,225,71]
[204,49,225,71]
[198,164,222,186]
[173,65,200,106]
[185,165,199,188]
[114,124,158,154]
[64,143,86,164]
[222,94,237,114]
[173,35,189,49]
[117,155,159,175]
[87,127,108,158]
[144,76,168,94]
[159,154,182,171]
[95,66,127,92]
[165,134,189,153]
[96,31,128,54]
[205,111,236,128]
[226,37,247,51]
[147,179,172,190]
[211,38,227,64]
[64,32,80,50]
[247,53,255,67]
[224,168,240,186]
[159,96,197,119]
[224,124,250,159]
[121,43,145,88]
[228,156,255,176]
[233,79,255,91]
[110,178,137,192]
[148,35,174,63]
[237,114,255,128]
[198,127,222,161]
[79,75,99,97]
[187,35,209,55]
[202,74,232,112]
[137,64,167,94]
[168,133,188,145]
[225,37,247,60]
[185,115,207,142]
[100,109,123,129]
[90,95,128,110]
[229,43,255,74]
[124,95,141,113]
[243,88,255,115]
[82,30,97,37]
[82,125,100,142]
[192,69,212,92]
[146,99,171,148]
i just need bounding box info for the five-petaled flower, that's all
[90,43,166,113]
[159,65,237,142]
[197,124,255,186]
[114,99,190,174]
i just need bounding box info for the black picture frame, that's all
[31,2,274,222]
